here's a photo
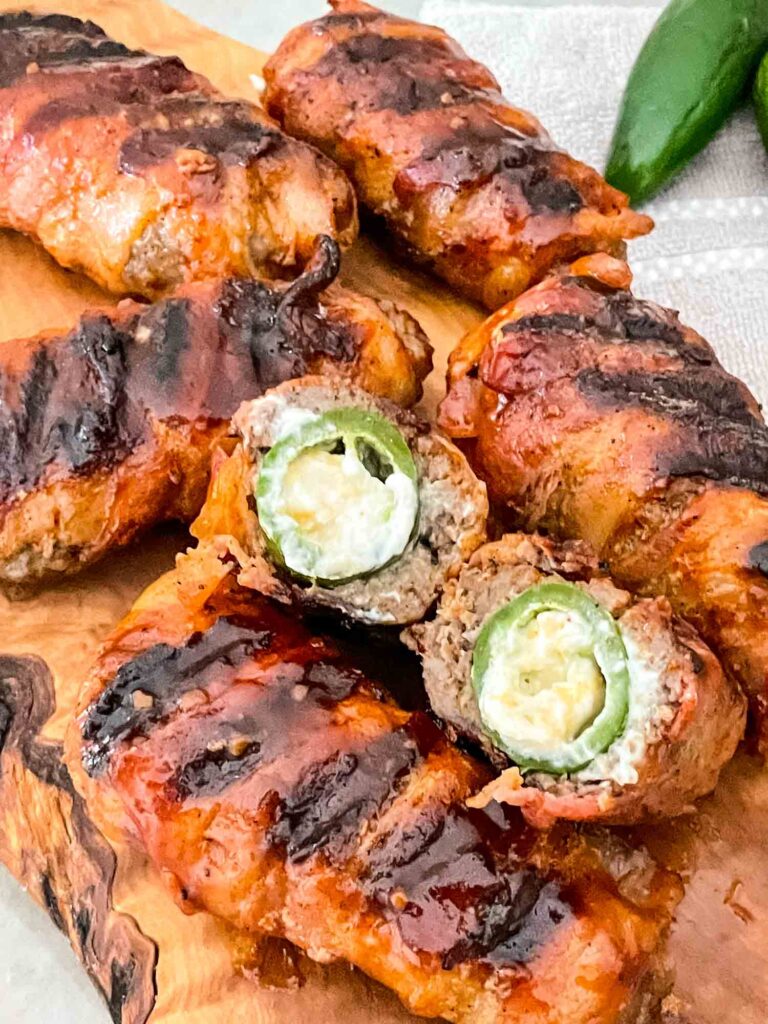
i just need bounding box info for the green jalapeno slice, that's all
[471,581,629,774]
[256,408,419,586]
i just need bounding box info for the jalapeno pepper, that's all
[606,0,768,205]
[471,581,630,774]
[754,49,768,151]
[256,407,419,586]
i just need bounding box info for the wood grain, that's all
[0,2,766,1023]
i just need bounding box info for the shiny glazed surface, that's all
[440,253,768,753]
[70,547,681,1024]
[264,0,651,309]
[0,12,357,297]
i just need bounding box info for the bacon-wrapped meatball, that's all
[190,375,487,625]
[0,238,430,586]
[0,12,356,297]
[440,253,768,752]
[406,534,745,826]
[68,545,682,1024]
[264,0,651,310]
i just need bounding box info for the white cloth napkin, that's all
[420,0,768,406]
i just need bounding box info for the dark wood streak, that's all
[0,655,157,1023]
[41,871,67,932]
[748,540,768,577]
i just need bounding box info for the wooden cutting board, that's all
[0,2,766,1022]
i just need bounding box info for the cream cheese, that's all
[267,444,418,581]
[478,609,606,761]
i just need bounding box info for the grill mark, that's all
[83,586,371,782]
[579,368,759,426]
[320,34,448,68]
[312,34,478,115]
[363,798,562,967]
[0,241,360,503]
[20,60,205,136]
[148,299,191,385]
[172,739,263,800]
[0,13,143,88]
[608,294,688,347]
[119,120,282,175]
[269,711,442,864]
[502,312,590,335]
[502,296,704,364]
[0,315,140,503]
[487,880,572,964]
[440,870,544,970]
[521,167,582,214]
[24,95,120,135]
[394,116,576,215]
[748,541,768,577]
[578,368,768,492]
[315,10,385,29]
[163,660,368,802]
[81,618,274,777]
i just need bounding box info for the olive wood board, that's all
[0,1,766,1022]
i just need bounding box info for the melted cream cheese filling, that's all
[479,609,606,760]
[272,444,418,581]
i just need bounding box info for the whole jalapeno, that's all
[606,0,768,204]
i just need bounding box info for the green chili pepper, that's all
[256,407,419,587]
[754,49,768,150]
[471,582,630,774]
[606,0,768,205]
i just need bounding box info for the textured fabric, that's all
[420,0,768,405]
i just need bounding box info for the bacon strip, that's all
[264,0,651,310]
[440,252,768,753]
[69,546,682,1024]
[0,12,356,297]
